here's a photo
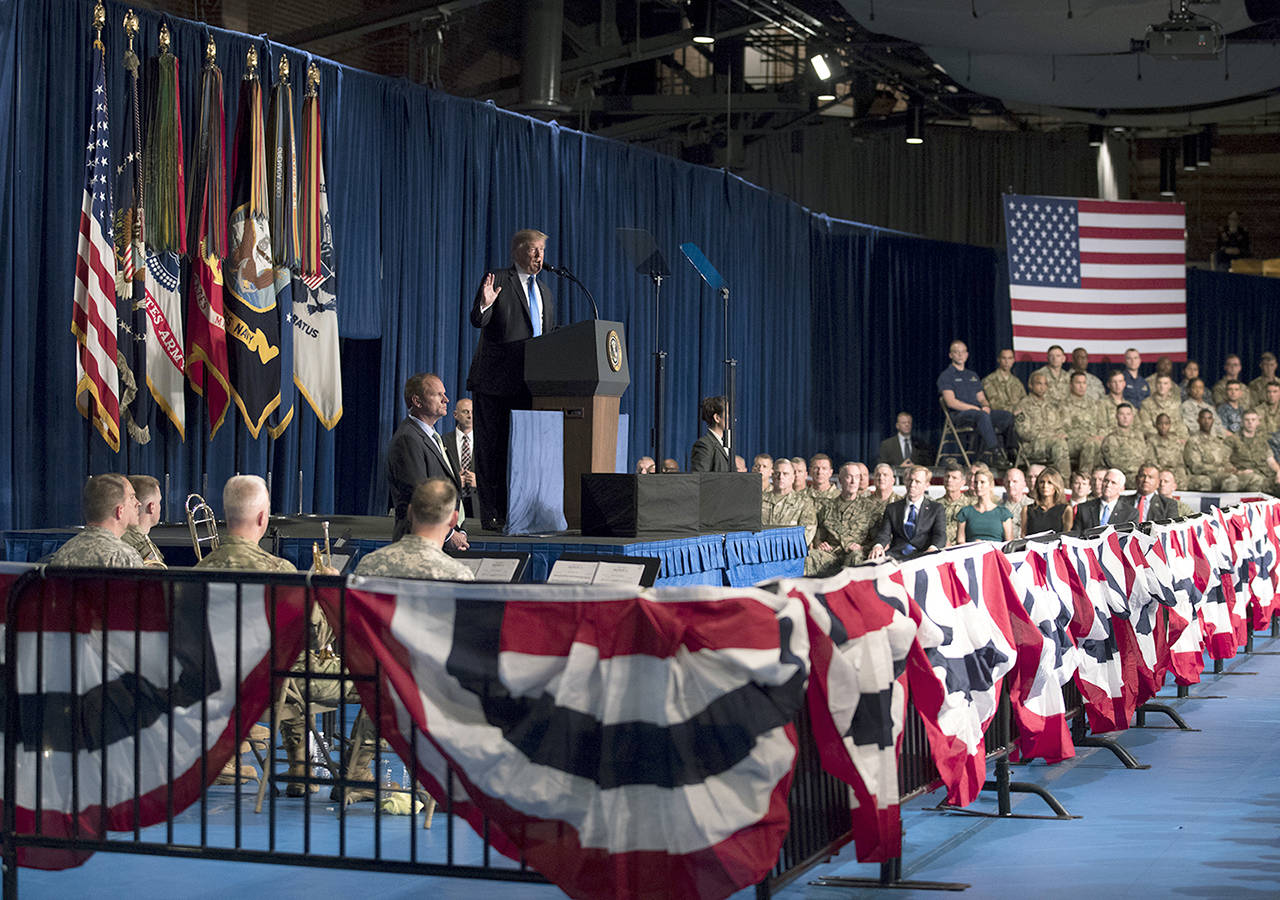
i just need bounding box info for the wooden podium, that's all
[525,320,631,528]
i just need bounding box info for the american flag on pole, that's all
[71,35,121,452]
[1003,194,1186,361]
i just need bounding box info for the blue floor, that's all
[16,636,1280,899]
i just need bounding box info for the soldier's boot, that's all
[285,737,317,797]
[331,709,379,805]
[214,736,261,785]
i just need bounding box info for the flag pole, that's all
[87,0,105,483]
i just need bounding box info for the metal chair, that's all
[935,397,977,468]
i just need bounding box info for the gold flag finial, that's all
[92,0,106,45]
[278,53,289,82]
[123,10,138,45]
[245,45,259,79]
[158,23,171,55]
[205,37,217,65]
[306,62,320,96]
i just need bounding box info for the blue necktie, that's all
[1100,503,1111,525]
[905,503,917,538]
[527,275,542,337]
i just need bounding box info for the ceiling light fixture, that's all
[810,53,832,81]
[1159,143,1177,196]
[1088,124,1105,147]
[905,104,924,144]
[1182,133,1198,171]
[691,1,715,44]
[1197,127,1213,167]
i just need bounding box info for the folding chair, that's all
[935,396,976,468]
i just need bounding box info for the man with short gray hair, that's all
[356,479,476,581]
[48,474,144,568]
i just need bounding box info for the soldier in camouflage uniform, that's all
[1100,403,1150,486]
[197,476,377,801]
[122,474,165,566]
[1211,355,1243,406]
[752,454,773,494]
[1147,414,1189,487]
[982,348,1026,412]
[1247,352,1278,408]
[1031,345,1072,404]
[1218,380,1248,434]
[1184,408,1241,491]
[1228,411,1280,493]
[1138,375,1189,440]
[1144,356,1175,397]
[48,474,144,568]
[806,463,893,575]
[1181,378,1225,437]
[762,459,818,538]
[1014,372,1071,474]
[804,453,841,517]
[1252,381,1280,463]
[940,466,973,546]
[1062,371,1109,478]
[1070,347,1106,401]
[355,479,475,581]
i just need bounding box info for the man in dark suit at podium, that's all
[869,466,945,560]
[466,229,556,529]
[387,373,468,546]
[690,395,731,472]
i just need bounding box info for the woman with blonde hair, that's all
[955,463,1014,543]
[1023,466,1074,536]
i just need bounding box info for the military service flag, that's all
[72,30,121,452]
[265,57,297,439]
[225,51,283,438]
[293,67,343,429]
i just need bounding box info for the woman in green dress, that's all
[955,464,1014,543]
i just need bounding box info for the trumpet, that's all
[311,520,332,573]
[186,493,220,561]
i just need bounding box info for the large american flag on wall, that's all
[1003,194,1187,361]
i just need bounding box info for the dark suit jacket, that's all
[465,265,557,397]
[877,433,932,468]
[387,416,463,540]
[874,497,946,560]
[1128,491,1178,522]
[1071,496,1138,534]
[690,431,731,472]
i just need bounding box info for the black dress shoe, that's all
[482,517,504,531]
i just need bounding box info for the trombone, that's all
[312,520,332,573]
[186,493,220,561]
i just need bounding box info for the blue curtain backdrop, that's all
[3,0,1280,532]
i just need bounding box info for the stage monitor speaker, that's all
[580,474,699,536]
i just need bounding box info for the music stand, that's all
[679,242,736,464]
[616,228,672,465]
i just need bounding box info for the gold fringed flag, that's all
[72,8,121,452]
[265,54,297,440]
[113,11,151,444]
[225,46,282,439]
[293,63,342,429]
[185,38,231,436]
[143,26,186,254]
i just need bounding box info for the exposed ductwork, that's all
[517,0,570,115]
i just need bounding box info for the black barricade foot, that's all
[1211,657,1257,676]
[933,780,1077,820]
[812,859,969,892]
[1173,682,1226,700]
[1075,735,1151,769]
[1134,702,1198,731]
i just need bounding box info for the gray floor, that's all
[15,638,1280,899]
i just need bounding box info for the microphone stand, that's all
[545,264,599,319]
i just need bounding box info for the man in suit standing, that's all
[1072,468,1138,534]
[877,411,931,471]
[869,466,945,561]
[466,229,556,529]
[387,373,469,547]
[443,397,479,521]
[690,395,731,472]
[1129,464,1178,522]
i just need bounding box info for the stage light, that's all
[810,53,832,81]
[1198,127,1213,166]
[691,1,715,44]
[1088,124,1105,147]
[905,104,924,144]
[1182,133,1199,171]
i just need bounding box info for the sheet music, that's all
[592,561,647,586]
[546,560,600,584]
[476,557,521,582]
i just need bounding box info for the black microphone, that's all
[544,263,600,319]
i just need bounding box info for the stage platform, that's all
[1,516,807,588]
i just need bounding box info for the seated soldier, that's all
[48,474,144,568]
[1211,354,1243,406]
[1180,378,1224,437]
[805,453,840,514]
[762,457,818,536]
[1031,345,1071,403]
[982,348,1026,412]
[1062,371,1109,479]
[806,462,895,576]
[1013,372,1070,474]
[1248,351,1279,408]
[661,458,680,473]
[197,476,378,802]
[791,457,809,492]
[1147,414,1189,488]
[1253,380,1280,457]
[1217,380,1246,433]
[940,465,973,546]
[355,479,476,581]
[1139,374,1189,440]
[124,475,166,567]
[1100,403,1148,487]
[1228,410,1280,493]
[1178,360,1201,400]
[1144,355,1175,397]
[1184,408,1241,492]
[1070,347,1106,400]
[938,340,1016,466]
[752,454,773,493]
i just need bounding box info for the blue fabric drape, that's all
[5,0,1280,534]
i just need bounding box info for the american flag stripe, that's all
[1005,193,1187,362]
